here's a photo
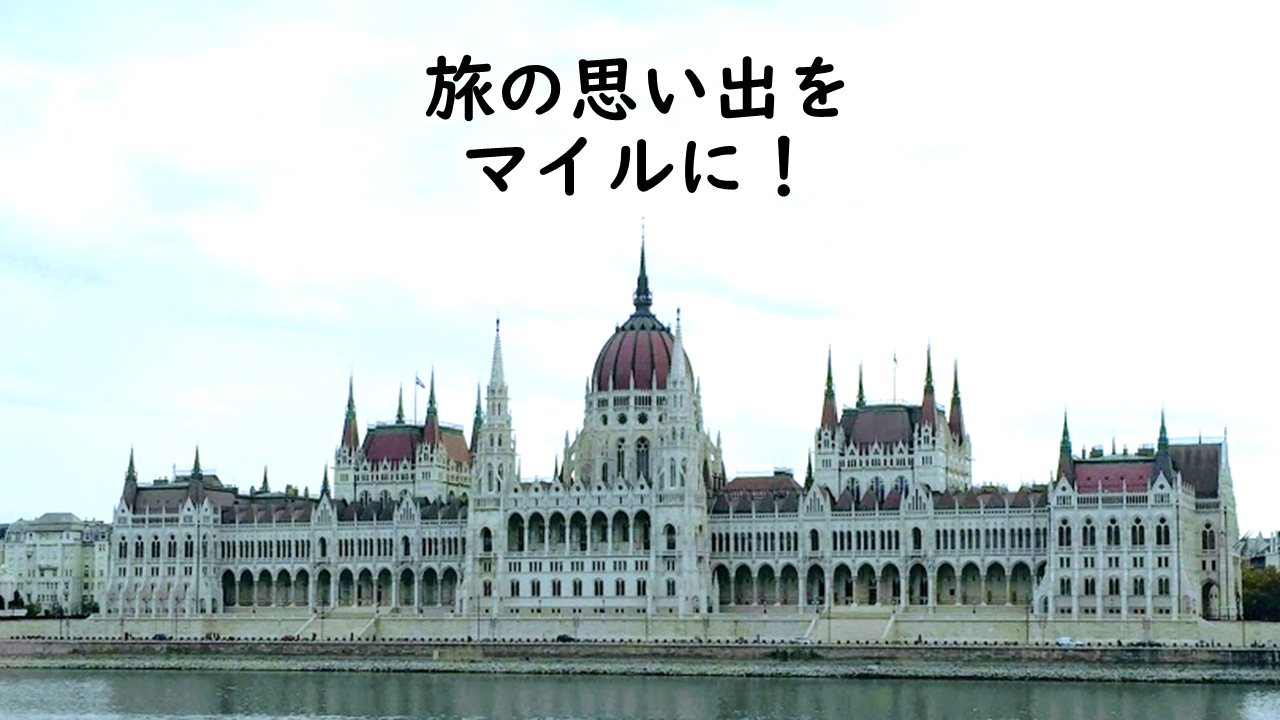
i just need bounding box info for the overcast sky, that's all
[2,2,1277,532]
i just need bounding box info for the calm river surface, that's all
[1,670,1279,720]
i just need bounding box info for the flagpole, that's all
[893,351,897,403]
[414,372,419,424]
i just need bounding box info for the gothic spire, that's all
[919,345,937,427]
[670,308,687,385]
[126,447,137,485]
[856,362,866,409]
[633,240,653,314]
[948,359,965,440]
[261,466,270,493]
[396,383,406,423]
[1154,408,1174,480]
[490,317,506,388]
[470,382,483,453]
[320,464,330,497]
[804,452,814,491]
[821,347,838,429]
[191,446,203,480]
[427,368,437,414]
[341,374,360,451]
[424,367,441,446]
[1057,409,1074,483]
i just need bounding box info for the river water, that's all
[0,670,1278,719]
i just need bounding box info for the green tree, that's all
[1242,566,1280,621]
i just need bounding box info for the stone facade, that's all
[96,245,1243,627]
[0,513,109,616]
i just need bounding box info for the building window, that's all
[593,579,604,597]
[615,579,625,596]
[666,579,677,596]
[636,437,650,481]
[573,579,583,597]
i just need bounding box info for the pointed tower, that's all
[820,347,838,429]
[919,345,937,427]
[1153,408,1174,480]
[191,446,203,480]
[320,464,331,497]
[470,382,483,454]
[634,240,653,315]
[396,384,406,424]
[804,453,814,491]
[341,374,360,452]
[948,359,965,441]
[123,447,139,509]
[423,368,441,446]
[478,318,516,495]
[261,466,270,493]
[1056,410,1074,483]
[856,362,866,409]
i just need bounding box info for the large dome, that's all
[591,245,691,392]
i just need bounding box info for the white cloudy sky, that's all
[1,2,1277,532]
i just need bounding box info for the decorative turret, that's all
[919,345,937,427]
[1056,410,1074,483]
[804,453,814,491]
[320,464,330,497]
[261,466,270,493]
[820,347,838,429]
[191,446,203,481]
[396,384,406,424]
[490,318,506,388]
[948,359,965,441]
[341,375,359,451]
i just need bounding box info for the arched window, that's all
[665,524,677,551]
[636,437,650,481]
[1107,518,1120,546]
[810,529,820,552]
[1057,520,1071,548]
[1131,519,1145,547]
[617,438,626,481]
[912,527,922,551]
[1156,517,1170,546]
[1082,519,1096,547]
[402,536,411,557]
[481,528,493,553]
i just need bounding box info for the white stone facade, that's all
[96,246,1243,626]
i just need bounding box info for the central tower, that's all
[560,242,725,614]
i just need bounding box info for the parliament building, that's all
[99,246,1243,629]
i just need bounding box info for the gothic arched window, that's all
[636,437,650,481]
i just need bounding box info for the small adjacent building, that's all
[0,512,110,616]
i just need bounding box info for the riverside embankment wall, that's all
[4,637,1280,669]
[5,608,1280,648]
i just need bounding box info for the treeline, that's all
[1243,567,1280,621]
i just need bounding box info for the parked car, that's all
[151,633,170,641]
[1055,637,1079,647]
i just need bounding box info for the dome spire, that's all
[633,234,652,314]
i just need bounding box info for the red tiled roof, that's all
[363,426,418,464]
[724,474,799,493]
[440,427,472,466]
[1170,443,1221,498]
[1074,460,1153,493]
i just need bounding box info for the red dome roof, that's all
[594,322,675,391]
[591,243,691,392]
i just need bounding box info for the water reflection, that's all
[0,670,1276,719]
